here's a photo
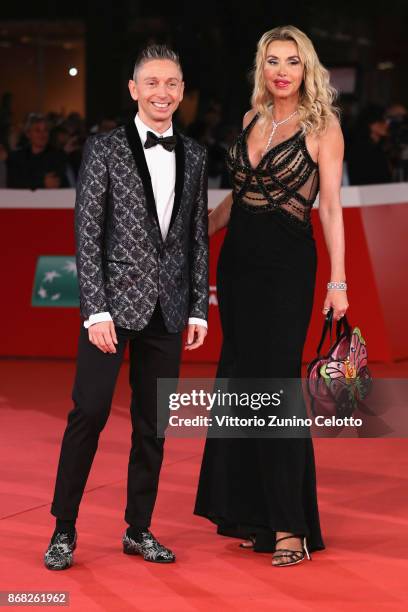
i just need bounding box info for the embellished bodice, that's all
[227,113,319,226]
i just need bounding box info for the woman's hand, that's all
[322,290,349,320]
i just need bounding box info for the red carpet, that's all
[1,359,407,611]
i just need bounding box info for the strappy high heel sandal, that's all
[272,534,311,567]
[239,535,256,549]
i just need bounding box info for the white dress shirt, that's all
[84,113,207,330]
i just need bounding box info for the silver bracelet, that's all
[327,281,347,291]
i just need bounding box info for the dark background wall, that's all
[1,0,408,125]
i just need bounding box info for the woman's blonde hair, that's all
[251,25,340,135]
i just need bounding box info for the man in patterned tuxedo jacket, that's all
[44,45,209,570]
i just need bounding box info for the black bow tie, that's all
[144,131,177,152]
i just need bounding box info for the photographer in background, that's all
[386,103,408,182]
[346,105,392,185]
[7,113,69,189]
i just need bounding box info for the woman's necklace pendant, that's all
[263,109,298,155]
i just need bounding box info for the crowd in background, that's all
[1,92,408,190]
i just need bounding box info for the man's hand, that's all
[88,321,118,353]
[185,324,207,351]
[44,172,61,189]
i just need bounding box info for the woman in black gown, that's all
[194,26,349,566]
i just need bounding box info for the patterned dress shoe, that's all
[44,531,77,570]
[123,530,175,563]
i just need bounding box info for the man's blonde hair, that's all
[133,45,183,81]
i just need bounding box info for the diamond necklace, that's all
[263,107,299,155]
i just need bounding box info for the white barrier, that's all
[1,183,408,210]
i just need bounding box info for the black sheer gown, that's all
[194,113,325,553]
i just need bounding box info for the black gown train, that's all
[194,113,325,553]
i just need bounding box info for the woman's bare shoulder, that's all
[315,116,344,168]
[318,115,343,142]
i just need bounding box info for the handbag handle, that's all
[316,307,351,356]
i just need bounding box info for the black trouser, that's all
[51,301,183,528]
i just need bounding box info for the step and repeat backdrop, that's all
[1,185,407,362]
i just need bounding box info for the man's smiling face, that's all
[128,59,184,130]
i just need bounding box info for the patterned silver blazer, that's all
[75,121,209,332]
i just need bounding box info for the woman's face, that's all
[263,40,304,101]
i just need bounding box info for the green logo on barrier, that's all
[32,256,79,307]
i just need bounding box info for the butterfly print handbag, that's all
[307,308,372,418]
